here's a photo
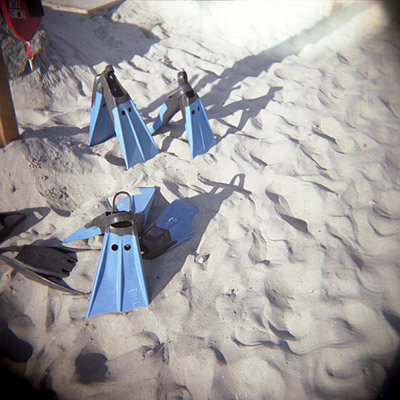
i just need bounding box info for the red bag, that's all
[0,0,44,67]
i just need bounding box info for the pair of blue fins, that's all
[89,65,216,169]
[63,189,199,318]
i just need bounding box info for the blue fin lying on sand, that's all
[84,192,148,318]
[140,199,199,260]
[89,65,159,170]
[63,189,199,317]
[63,187,156,243]
[151,70,216,158]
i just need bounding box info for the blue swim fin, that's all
[88,65,159,169]
[88,75,114,146]
[183,96,216,158]
[85,192,149,317]
[63,187,156,243]
[150,102,169,135]
[140,199,199,260]
[86,228,148,317]
[150,70,216,158]
[115,187,156,234]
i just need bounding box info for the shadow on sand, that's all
[0,206,51,243]
[143,3,368,149]
[37,6,160,74]
[144,173,252,302]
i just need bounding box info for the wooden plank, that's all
[42,0,124,16]
[0,46,19,147]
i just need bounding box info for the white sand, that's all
[1,0,400,399]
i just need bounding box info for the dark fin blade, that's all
[0,254,85,295]
[14,245,78,278]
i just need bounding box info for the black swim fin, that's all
[0,245,87,294]
[151,70,216,158]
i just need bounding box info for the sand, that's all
[1,1,400,399]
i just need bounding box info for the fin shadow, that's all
[155,124,187,153]
[382,0,400,26]
[197,3,367,111]
[144,174,251,302]
[0,207,51,242]
[218,86,283,140]
[104,152,126,168]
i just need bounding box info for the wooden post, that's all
[0,46,19,147]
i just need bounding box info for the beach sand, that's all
[1,1,400,398]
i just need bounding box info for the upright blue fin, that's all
[150,70,216,158]
[184,97,216,158]
[150,103,169,135]
[88,90,115,146]
[140,199,199,260]
[116,187,156,213]
[112,101,159,170]
[88,65,159,169]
